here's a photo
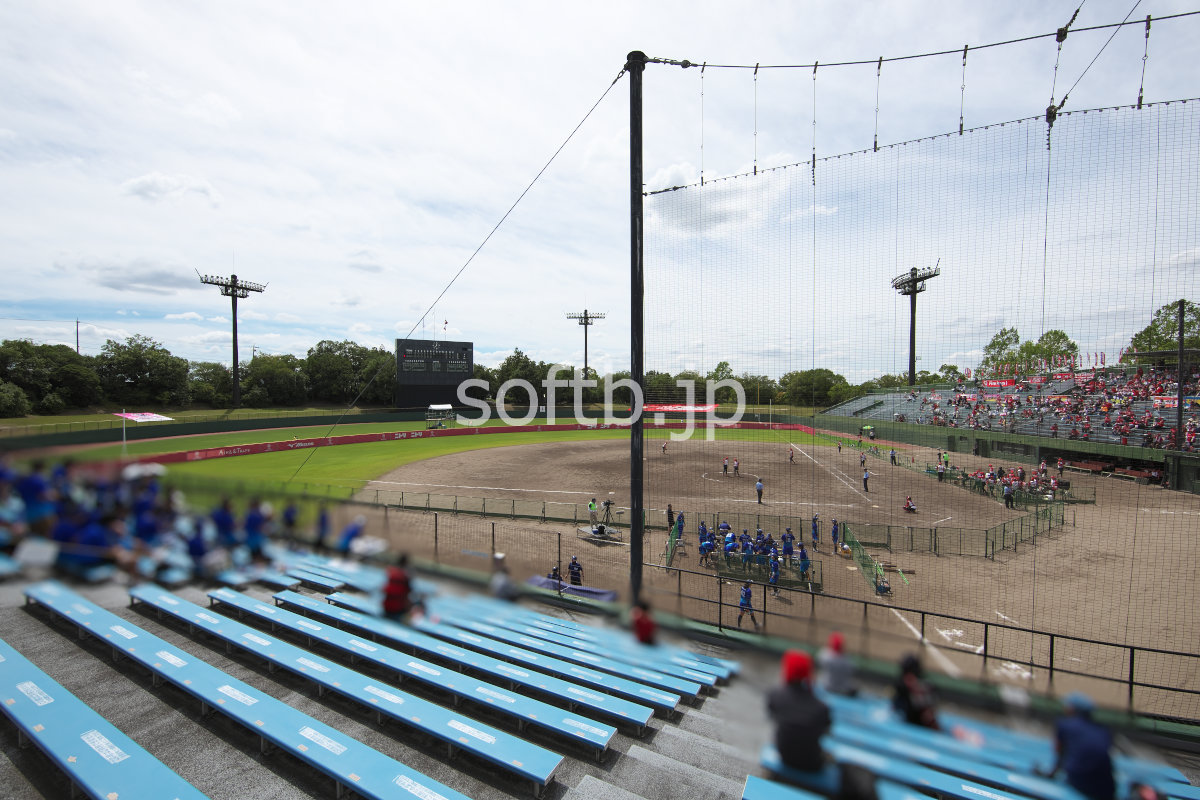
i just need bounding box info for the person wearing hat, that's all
[780,527,795,567]
[737,579,759,630]
[766,650,830,771]
[567,555,583,586]
[817,631,856,696]
[588,498,598,528]
[1039,692,1115,800]
[382,554,417,622]
[893,653,939,729]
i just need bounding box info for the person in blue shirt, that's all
[336,515,367,554]
[769,555,781,596]
[1041,693,1115,800]
[831,518,840,552]
[211,499,237,548]
[780,527,795,567]
[741,538,753,571]
[675,512,685,541]
[314,504,330,552]
[755,478,764,504]
[798,544,811,581]
[282,502,299,543]
[243,500,267,560]
[811,515,820,549]
[699,535,714,567]
[567,555,584,585]
[737,579,759,630]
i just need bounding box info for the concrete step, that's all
[601,743,744,800]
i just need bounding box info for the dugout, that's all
[425,403,454,429]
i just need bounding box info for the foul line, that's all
[889,609,963,677]
[790,442,870,501]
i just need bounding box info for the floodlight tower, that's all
[566,309,606,378]
[199,272,266,406]
[891,260,941,386]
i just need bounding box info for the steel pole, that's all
[231,275,241,407]
[628,50,647,604]
[909,290,918,386]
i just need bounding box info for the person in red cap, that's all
[817,631,856,696]
[767,650,830,772]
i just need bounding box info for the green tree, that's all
[978,326,1020,375]
[241,354,307,406]
[357,347,397,406]
[305,340,368,403]
[188,362,232,408]
[1126,300,1200,359]
[0,340,101,409]
[0,380,32,417]
[95,335,189,406]
[738,373,780,406]
[1015,329,1078,372]
[780,368,850,406]
[939,364,963,383]
[706,361,736,403]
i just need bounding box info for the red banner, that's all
[982,379,1015,388]
[642,403,718,413]
[1026,376,1048,386]
[1052,372,1074,380]
[1074,372,1094,381]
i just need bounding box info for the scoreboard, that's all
[394,339,473,406]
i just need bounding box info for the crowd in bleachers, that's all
[0,457,363,584]
[879,367,1200,451]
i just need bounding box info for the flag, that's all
[443,319,448,333]
[1101,352,1105,365]
[965,368,972,379]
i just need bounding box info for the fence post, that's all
[434,512,439,562]
[1048,634,1055,689]
[1128,648,1136,711]
[511,499,515,520]
[717,577,723,631]
[491,522,496,557]
[677,569,682,617]
[982,624,989,673]
[557,531,562,595]
[541,502,546,523]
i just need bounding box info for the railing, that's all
[644,564,1200,722]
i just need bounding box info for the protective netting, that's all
[642,99,1200,718]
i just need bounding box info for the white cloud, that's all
[181,92,240,128]
[207,315,228,322]
[165,311,203,320]
[120,171,222,206]
[274,312,302,323]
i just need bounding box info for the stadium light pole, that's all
[566,309,606,378]
[199,273,266,407]
[891,261,941,386]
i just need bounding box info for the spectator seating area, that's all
[3,557,1195,800]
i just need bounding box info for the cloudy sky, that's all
[1,1,1197,382]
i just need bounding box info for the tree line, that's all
[0,300,1191,417]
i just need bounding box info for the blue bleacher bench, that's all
[403,601,704,700]
[428,595,720,687]
[273,590,656,730]
[0,636,209,800]
[130,584,563,794]
[23,580,474,800]
[286,569,346,593]
[762,741,1042,800]
[743,773,827,800]
[411,614,683,712]
[207,586,617,758]
[453,592,738,677]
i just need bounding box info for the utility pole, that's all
[891,261,941,386]
[199,273,266,407]
[566,309,606,378]
[627,49,647,604]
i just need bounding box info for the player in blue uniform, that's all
[769,555,781,596]
[831,518,840,552]
[568,555,584,585]
[737,580,759,630]
[811,514,820,549]
[741,538,753,571]
[780,527,796,567]
[798,544,811,581]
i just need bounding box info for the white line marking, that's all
[995,611,1021,625]
[933,516,953,525]
[889,609,962,677]
[790,442,870,501]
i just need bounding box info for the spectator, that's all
[382,554,417,622]
[1041,692,1115,800]
[489,552,518,600]
[336,514,367,555]
[893,653,939,729]
[630,600,657,645]
[766,650,831,772]
[817,631,856,696]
